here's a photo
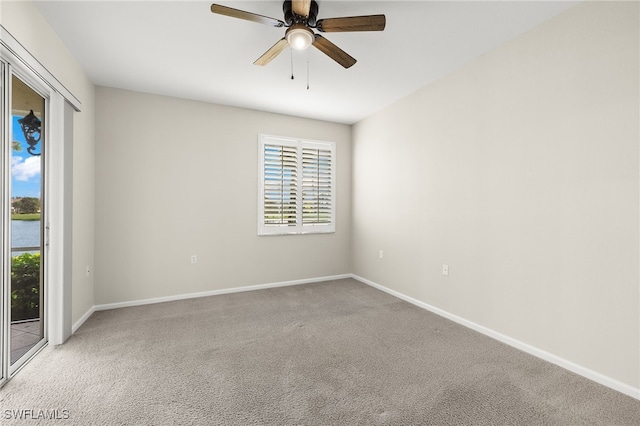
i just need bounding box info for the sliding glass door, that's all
[1,62,48,381]
[1,26,80,387]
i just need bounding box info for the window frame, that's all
[258,134,336,236]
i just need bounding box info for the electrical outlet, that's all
[379,250,384,259]
[191,255,197,264]
[442,264,449,276]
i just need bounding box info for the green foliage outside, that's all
[11,253,40,321]
[11,213,41,221]
[13,197,40,214]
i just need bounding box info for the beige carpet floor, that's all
[1,278,639,425]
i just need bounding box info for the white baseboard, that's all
[72,274,352,314]
[72,305,95,334]
[350,274,640,401]
[93,274,351,311]
[71,274,352,332]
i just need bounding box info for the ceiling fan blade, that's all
[292,0,311,17]
[312,34,356,69]
[254,38,289,66]
[317,15,386,32]
[210,4,284,27]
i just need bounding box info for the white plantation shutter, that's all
[302,147,332,225]
[259,135,335,235]
[263,144,298,226]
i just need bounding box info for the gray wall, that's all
[95,88,352,304]
[352,1,639,388]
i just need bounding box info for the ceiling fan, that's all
[210,0,386,69]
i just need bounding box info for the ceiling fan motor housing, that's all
[283,0,319,26]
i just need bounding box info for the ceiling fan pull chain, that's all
[307,51,310,90]
[291,48,295,80]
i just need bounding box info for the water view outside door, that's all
[9,75,45,365]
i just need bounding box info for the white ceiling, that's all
[33,0,579,124]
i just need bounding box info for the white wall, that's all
[352,1,639,389]
[0,0,96,325]
[94,87,351,304]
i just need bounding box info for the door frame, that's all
[0,25,80,386]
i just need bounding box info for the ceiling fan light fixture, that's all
[285,24,314,50]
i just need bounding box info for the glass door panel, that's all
[9,75,45,367]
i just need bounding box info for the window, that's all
[258,134,336,235]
